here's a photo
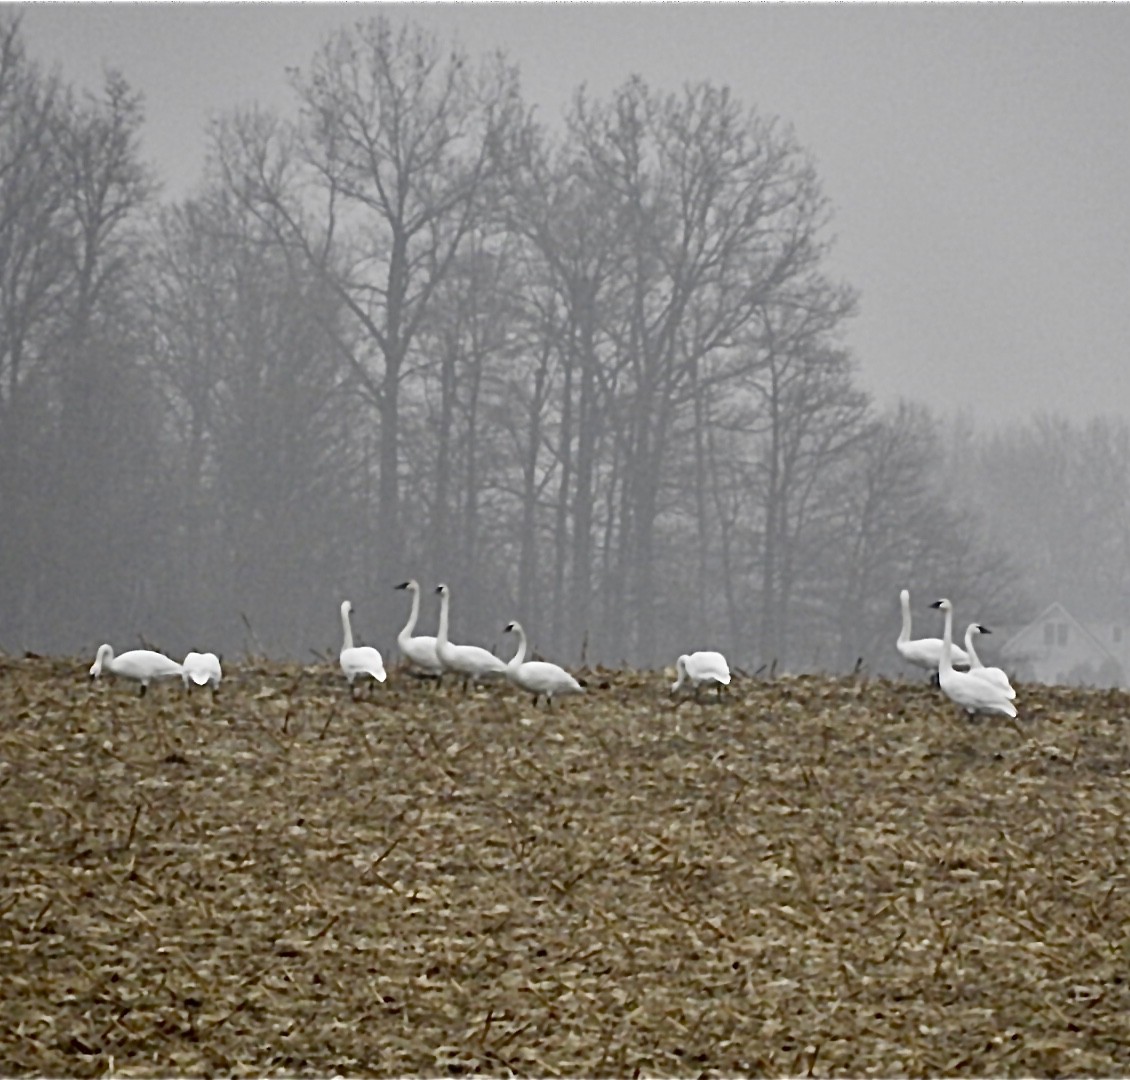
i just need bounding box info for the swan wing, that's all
[939,667,1017,717]
[402,634,443,673]
[509,660,583,695]
[687,651,731,684]
[898,637,971,670]
[183,651,221,685]
[115,649,184,681]
[967,665,1016,698]
[341,646,387,683]
[438,640,508,676]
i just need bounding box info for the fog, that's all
[2,10,1127,681]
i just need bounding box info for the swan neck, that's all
[964,627,982,668]
[898,593,912,644]
[341,604,354,652]
[436,591,449,646]
[510,625,527,667]
[940,606,954,672]
[401,587,420,639]
[93,643,113,673]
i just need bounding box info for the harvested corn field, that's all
[2,655,1130,1077]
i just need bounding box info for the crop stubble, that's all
[1,656,1129,1076]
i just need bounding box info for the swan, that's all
[962,623,1016,698]
[897,588,970,674]
[182,651,222,691]
[434,583,508,688]
[930,599,1017,717]
[503,620,584,706]
[89,644,183,696]
[394,579,443,676]
[339,600,386,696]
[671,650,731,700]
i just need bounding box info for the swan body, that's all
[89,644,183,696]
[930,600,1017,717]
[897,588,970,672]
[672,651,731,696]
[394,579,443,676]
[504,620,584,705]
[434,584,508,685]
[182,651,222,689]
[339,600,386,692]
[962,623,1016,698]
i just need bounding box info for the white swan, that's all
[897,588,970,673]
[671,650,731,699]
[89,644,183,696]
[394,579,443,676]
[504,620,584,706]
[434,583,508,687]
[339,600,386,695]
[930,599,1017,718]
[182,651,222,690]
[962,623,1016,698]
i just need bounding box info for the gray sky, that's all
[15,2,1130,425]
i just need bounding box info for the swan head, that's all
[395,580,419,593]
[341,599,353,616]
[930,598,952,613]
[976,624,991,635]
[504,620,521,635]
[435,583,449,597]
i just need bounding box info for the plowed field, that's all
[2,655,1129,1077]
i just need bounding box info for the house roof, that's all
[1001,600,1117,665]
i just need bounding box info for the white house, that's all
[1001,601,1129,688]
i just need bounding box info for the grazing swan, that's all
[182,651,222,690]
[434,583,508,687]
[394,579,443,676]
[897,588,970,673]
[89,644,183,696]
[962,623,1016,698]
[930,599,1017,718]
[503,620,584,706]
[339,600,386,696]
[671,650,731,699]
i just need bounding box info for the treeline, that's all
[2,13,1108,672]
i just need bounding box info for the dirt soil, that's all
[2,654,1129,1077]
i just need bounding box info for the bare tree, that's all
[148,181,366,656]
[744,294,866,666]
[567,78,837,663]
[817,402,1023,673]
[215,17,526,611]
[505,119,629,658]
[963,414,1130,617]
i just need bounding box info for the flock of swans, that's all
[86,583,1013,719]
[89,580,732,707]
[897,589,1018,718]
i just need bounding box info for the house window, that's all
[1114,626,1123,644]
[1058,623,1068,647]
[1044,623,1055,646]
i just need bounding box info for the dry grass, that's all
[1,654,1129,1077]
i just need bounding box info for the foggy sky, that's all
[16,2,1130,426]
